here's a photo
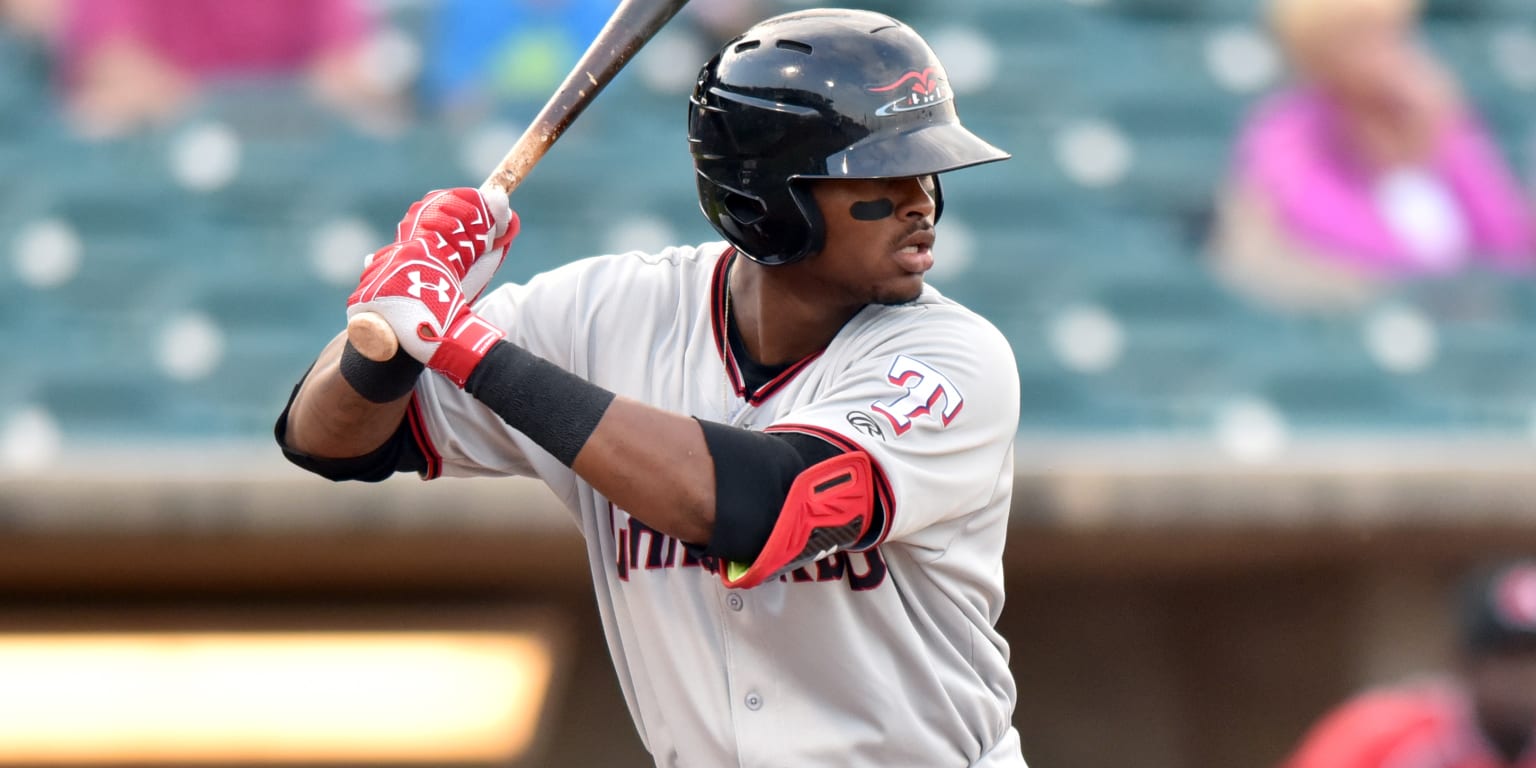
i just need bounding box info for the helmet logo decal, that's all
[868,67,953,116]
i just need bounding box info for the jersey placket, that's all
[716,582,780,768]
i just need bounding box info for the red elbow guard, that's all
[720,451,875,590]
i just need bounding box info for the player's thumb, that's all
[478,185,515,241]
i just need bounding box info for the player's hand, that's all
[394,186,520,303]
[346,238,504,387]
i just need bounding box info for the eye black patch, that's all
[849,198,896,221]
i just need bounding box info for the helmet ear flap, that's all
[787,180,825,264]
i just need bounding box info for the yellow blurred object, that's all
[0,631,556,764]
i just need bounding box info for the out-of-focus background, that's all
[2,0,1536,765]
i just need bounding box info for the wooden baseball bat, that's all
[348,0,692,362]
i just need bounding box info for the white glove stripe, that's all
[354,242,410,301]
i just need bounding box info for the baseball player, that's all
[277,9,1025,766]
[1282,560,1536,768]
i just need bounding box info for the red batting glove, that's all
[395,187,520,303]
[347,238,505,387]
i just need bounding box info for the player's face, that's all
[1467,648,1536,747]
[804,176,938,306]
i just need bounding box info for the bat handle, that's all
[347,312,400,362]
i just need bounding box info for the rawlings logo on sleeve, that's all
[869,354,963,436]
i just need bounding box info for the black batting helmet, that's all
[688,9,1010,266]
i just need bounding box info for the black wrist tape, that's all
[339,341,425,403]
[463,340,616,467]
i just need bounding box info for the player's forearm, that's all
[462,340,717,543]
[285,332,416,459]
[573,399,717,544]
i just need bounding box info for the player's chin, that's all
[870,275,926,306]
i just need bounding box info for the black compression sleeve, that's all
[695,422,842,563]
[272,372,426,481]
[461,340,616,467]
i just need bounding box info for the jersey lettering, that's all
[870,354,964,435]
[609,506,886,591]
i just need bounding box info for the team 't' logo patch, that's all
[870,354,963,436]
[868,67,953,116]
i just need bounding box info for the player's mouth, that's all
[893,230,935,274]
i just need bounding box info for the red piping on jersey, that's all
[766,422,895,548]
[406,393,442,480]
[710,248,827,406]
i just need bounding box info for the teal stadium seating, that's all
[4,0,1536,452]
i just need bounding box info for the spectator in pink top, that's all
[56,0,392,136]
[1209,0,1536,313]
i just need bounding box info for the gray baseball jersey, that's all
[409,242,1025,767]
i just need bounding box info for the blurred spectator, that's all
[423,0,609,119]
[423,0,753,121]
[1282,560,1536,768]
[53,0,395,136]
[1210,0,1535,314]
[0,0,60,39]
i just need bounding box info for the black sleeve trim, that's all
[696,422,843,563]
[272,370,427,482]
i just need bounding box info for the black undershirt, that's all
[726,312,792,393]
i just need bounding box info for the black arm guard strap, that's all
[461,340,616,467]
[696,422,842,564]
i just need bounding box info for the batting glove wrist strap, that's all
[425,312,507,388]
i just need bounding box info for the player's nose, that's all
[893,176,936,222]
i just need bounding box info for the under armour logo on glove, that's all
[348,244,505,386]
[347,240,469,363]
[406,270,453,304]
[344,187,523,389]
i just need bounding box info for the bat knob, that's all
[347,312,400,362]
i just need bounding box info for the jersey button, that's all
[744,692,763,711]
[726,593,744,611]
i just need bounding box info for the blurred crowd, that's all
[1211,0,1535,314]
[0,0,755,135]
[4,0,1532,315]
